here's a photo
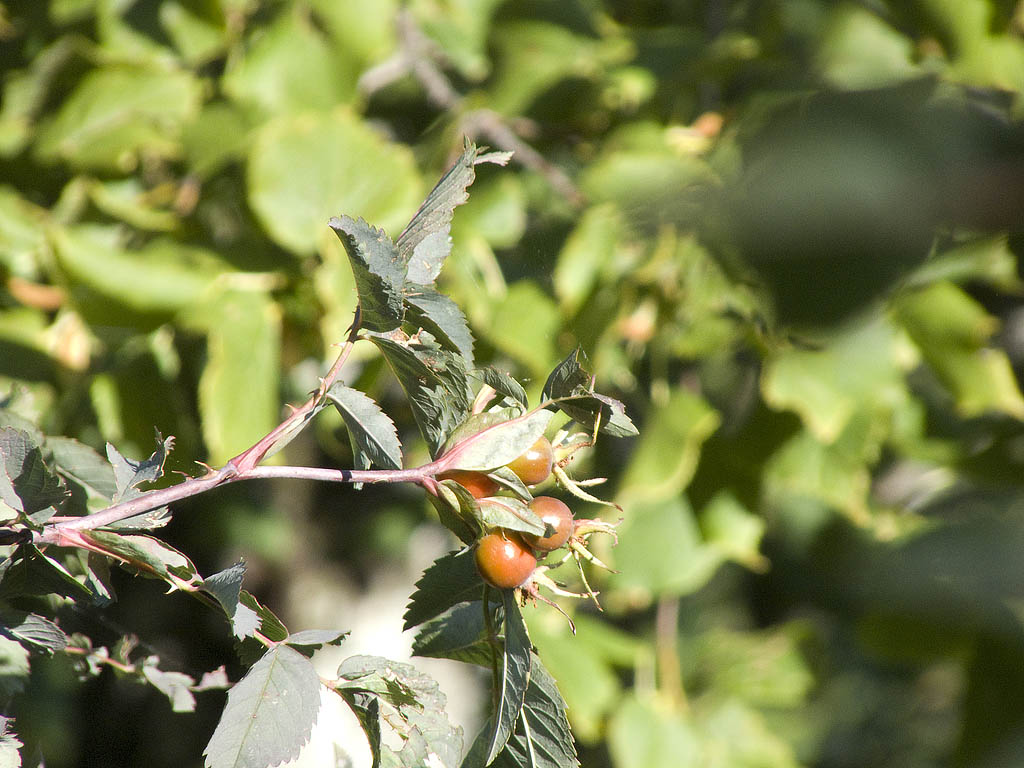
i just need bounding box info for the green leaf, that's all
[223,9,356,114]
[52,225,224,316]
[403,549,488,631]
[484,281,561,376]
[233,591,288,663]
[474,367,529,409]
[159,0,227,64]
[554,204,624,315]
[197,288,282,465]
[0,426,67,521]
[371,333,471,457]
[0,544,92,602]
[326,383,403,471]
[0,715,23,767]
[105,432,173,503]
[0,610,68,653]
[613,497,721,600]
[412,602,494,666]
[619,389,719,502]
[46,436,117,501]
[141,659,197,713]
[329,215,406,333]
[476,497,546,538]
[608,695,700,768]
[397,139,511,285]
[34,65,202,171]
[893,281,1024,418]
[248,110,421,256]
[403,284,475,363]
[203,644,322,768]
[201,561,250,639]
[430,481,481,545]
[285,629,348,658]
[443,408,552,472]
[334,654,464,768]
[84,531,199,588]
[543,348,639,437]
[487,653,579,768]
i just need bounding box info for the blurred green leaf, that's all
[223,8,357,114]
[484,281,560,376]
[196,288,281,465]
[248,110,421,255]
[608,695,700,768]
[620,389,719,502]
[34,65,202,171]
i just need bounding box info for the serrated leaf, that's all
[404,284,475,364]
[397,139,511,284]
[334,655,464,768]
[403,549,489,631]
[476,497,546,538]
[483,591,532,766]
[46,436,118,501]
[325,383,402,471]
[142,659,197,713]
[0,715,22,768]
[234,591,288,663]
[286,629,348,658]
[105,432,173,502]
[371,334,471,456]
[0,610,68,653]
[0,427,67,520]
[542,349,638,437]
[474,368,529,409]
[203,644,322,768]
[443,409,552,472]
[330,216,407,333]
[413,602,494,666]
[488,654,579,768]
[83,531,199,589]
[202,561,249,638]
[0,544,92,602]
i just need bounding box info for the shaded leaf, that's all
[325,383,402,471]
[202,561,249,639]
[371,333,471,456]
[106,432,173,502]
[543,349,638,437]
[334,655,464,768]
[234,591,288,664]
[286,629,348,658]
[0,427,67,520]
[413,602,494,666]
[142,659,197,713]
[404,284,475,364]
[84,531,200,590]
[403,549,488,631]
[474,367,529,409]
[203,644,322,768]
[0,544,92,602]
[482,591,532,766]
[46,436,117,501]
[476,497,546,538]
[397,139,511,284]
[0,610,68,653]
[329,216,406,333]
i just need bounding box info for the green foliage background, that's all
[3,0,1024,766]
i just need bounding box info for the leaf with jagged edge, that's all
[474,367,529,409]
[462,591,532,767]
[403,549,492,631]
[412,601,494,666]
[325,383,402,471]
[203,644,322,768]
[404,284,475,364]
[397,139,512,285]
[0,427,68,522]
[106,432,174,502]
[201,561,251,639]
[370,333,471,457]
[329,215,406,333]
[0,544,92,602]
[0,610,68,654]
[489,653,579,768]
[334,655,464,768]
[543,348,638,437]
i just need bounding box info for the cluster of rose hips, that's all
[439,436,576,590]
